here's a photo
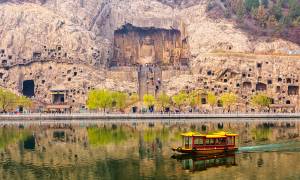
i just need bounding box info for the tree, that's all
[0,88,18,112]
[250,93,272,111]
[220,92,237,112]
[271,2,283,21]
[172,91,188,111]
[287,0,300,25]
[256,5,268,27]
[187,90,199,110]
[129,93,139,105]
[0,88,32,113]
[17,95,33,110]
[262,0,269,8]
[244,0,259,12]
[156,92,170,111]
[87,90,100,110]
[207,92,217,110]
[87,89,113,112]
[112,92,128,112]
[143,94,155,109]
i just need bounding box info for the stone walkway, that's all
[0,113,300,121]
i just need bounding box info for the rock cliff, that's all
[0,0,300,111]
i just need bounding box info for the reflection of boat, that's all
[172,131,238,154]
[172,153,237,172]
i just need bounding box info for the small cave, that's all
[288,86,299,95]
[286,78,292,83]
[53,94,65,104]
[256,82,267,91]
[22,80,35,97]
[276,86,281,93]
[2,60,7,65]
[201,98,207,105]
[267,80,272,85]
[111,23,189,67]
[257,63,262,68]
[242,81,252,89]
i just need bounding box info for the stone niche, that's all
[111,23,189,67]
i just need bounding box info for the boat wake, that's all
[238,141,300,153]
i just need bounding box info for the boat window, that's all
[216,138,226,145]
[227,137,234,145]
[208,139,215,145]
[184,137,192,149]
[194,138,203,145]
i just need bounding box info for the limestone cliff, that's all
[0,0,300,111]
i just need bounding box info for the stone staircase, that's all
[138,65,162,100]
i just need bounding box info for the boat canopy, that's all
[180,132,205,137]
[181,131,238,138]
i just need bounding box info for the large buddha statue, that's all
[138,36,155,65]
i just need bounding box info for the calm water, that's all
[0,119,299,180]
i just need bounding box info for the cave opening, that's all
[111,23,189,67]
[288,85,299,95]
[22,80,35,97]
[256,82,267,91]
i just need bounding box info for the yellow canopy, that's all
[181,131,238,138]
[181,132,205,137]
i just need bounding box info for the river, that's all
[0,119,299,179]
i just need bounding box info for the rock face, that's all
[0,0,300,111]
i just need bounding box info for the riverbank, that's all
[0,113,300,121]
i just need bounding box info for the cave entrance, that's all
[256,82,267,91]
[22,80,35,97]
[52,93,65,104]
[112,23,189,67]
[288,86,299,95]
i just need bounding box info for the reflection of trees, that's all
[0,127,31,150]
[252,126,272,142]
[87,126,137,146]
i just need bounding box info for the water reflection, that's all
[0,120,297,179]
[172,153,237,172]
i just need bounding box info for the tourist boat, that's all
[172,131,238,154]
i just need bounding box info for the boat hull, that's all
[172,147,238,155]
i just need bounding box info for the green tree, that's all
[0,88,17,112]
[271,2,283,21]
[172,91,188,111]
[262,0,269,8]
[87,89,113,112]
[143,94,155,109]
[207,92,217,110]
[244,0,259,12]
[220,92,237,112]
[0,88,32,113]
[156,92,170,111]
[287,0,300,25]
[256,5,268,27]
[250,93,272,111]
[112,92,128,112]
[17,95,32,110]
